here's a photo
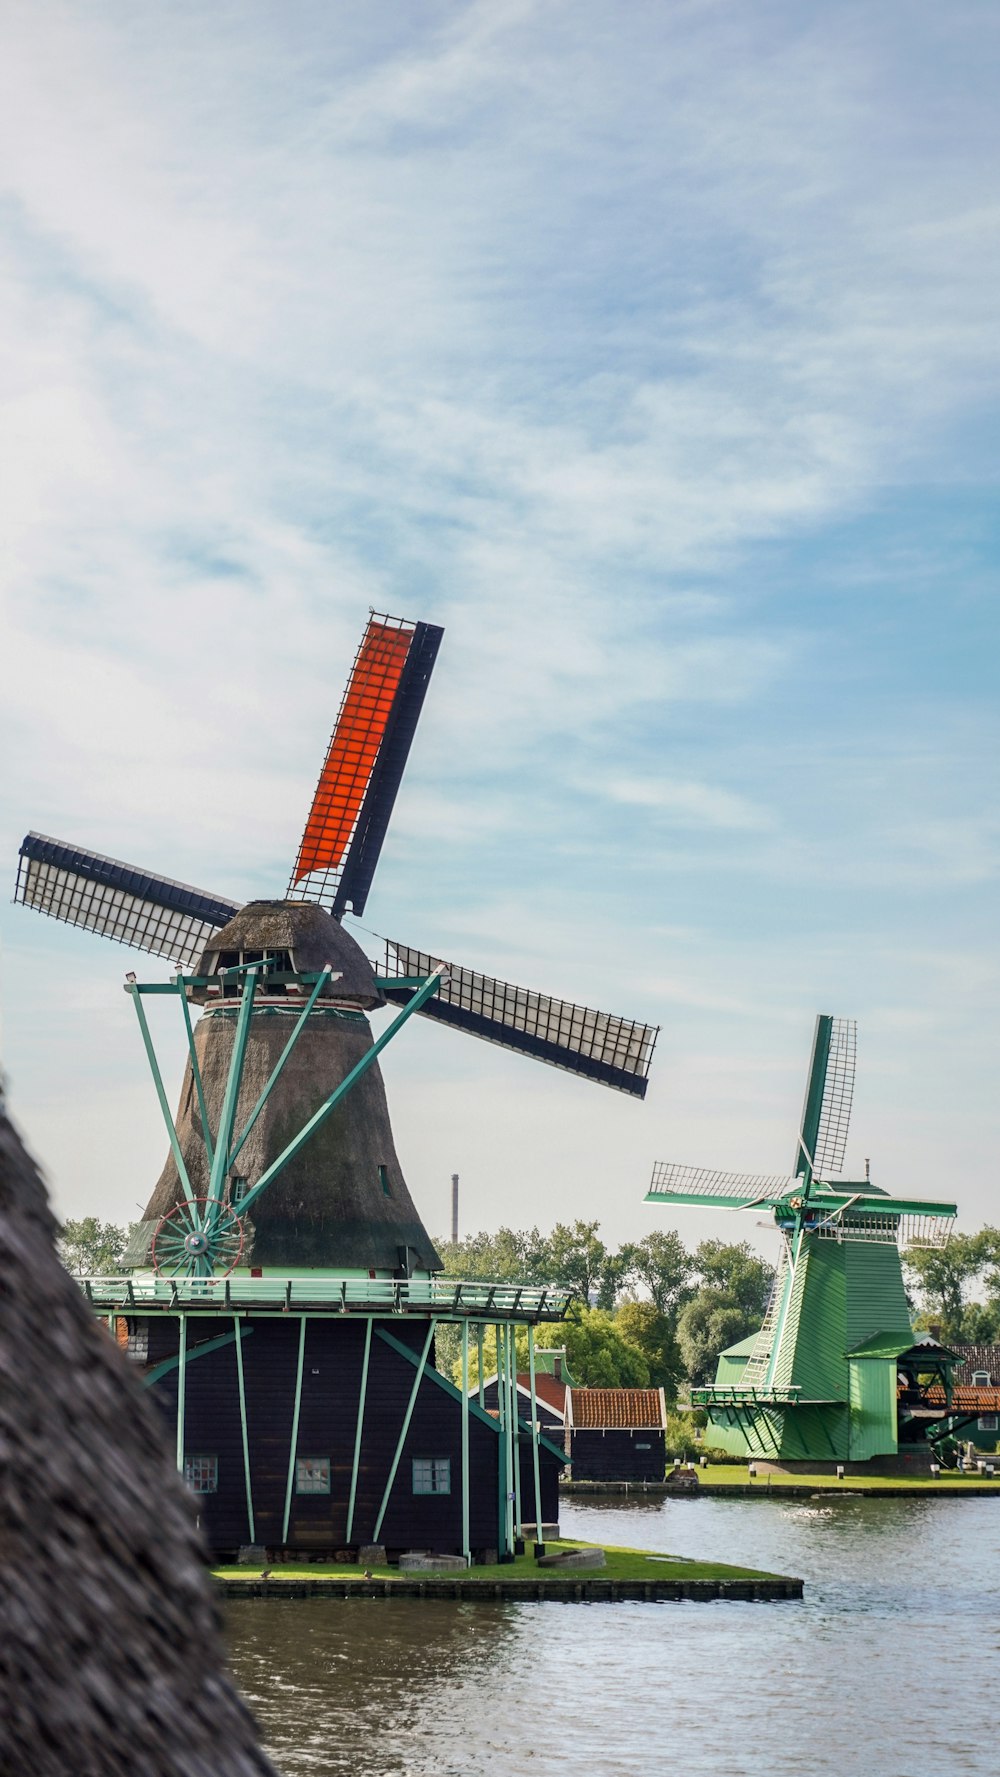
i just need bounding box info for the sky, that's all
[1,0,998,1260]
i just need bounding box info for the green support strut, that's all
[528,1325,543,1541]
[281,1316,308,1546]
[346,1319,373,1545]
[373,1321,437,1544]
[461,1320,471,1562]
[127,985,197,1210]
[176,1315,187,1474]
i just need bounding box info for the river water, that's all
[226,1495,999,1776]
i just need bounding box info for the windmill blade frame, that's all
[289,613,443,918]
[15,833,238,969]
[795,1014,856,1180]
[646,1160,797,1208]
[380,941,658,1097]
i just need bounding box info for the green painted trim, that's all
[176,1316,187,1472]
[234,1318,255,1544]
[477,1325,485,1408]
[373,1326,502,1432]
[128,985,196,1210]
[509,1329,522,1538]
[345,1319,373,1544]
[206,965,260,1233]
[281,1316,308,1545]
[461,1321,470,1560]
[142,1324,253,1387]
[178,983,214,1171]
[227,966,332,1172]
[528,1326,543,1537]
[797,1013,832,1183]
[373,1321,437,1543]
[237,969,443,1221]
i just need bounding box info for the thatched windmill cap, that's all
[196,900,384,1008]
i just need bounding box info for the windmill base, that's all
[746,1450,937,1478]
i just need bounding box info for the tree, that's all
[545,1220,608,1303]
[434,1226,552,1285]
[455,1303,652,1391]
[676,1290,752,1387]
[626,1230,693,1316]
[904,1229,1000,1341]
[59,1217,132,1275]
[614,1299,684,1399]
[692,1240,773,1322]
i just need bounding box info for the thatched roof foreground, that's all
[0,1107,278,1777]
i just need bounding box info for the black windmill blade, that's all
[379,943,658,1099]
[14,609,658,1101]
[14,833,238,968]
[285,612,658,1100]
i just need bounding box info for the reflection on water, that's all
[226,1495,1000,1776]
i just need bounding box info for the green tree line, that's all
[433,1221,775,1397]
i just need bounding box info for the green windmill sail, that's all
[646,1017,958,1466]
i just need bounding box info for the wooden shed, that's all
[565,1387,668,1482]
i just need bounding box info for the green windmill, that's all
[646,1016,959,1469]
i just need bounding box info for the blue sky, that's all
[1,0,998,1252]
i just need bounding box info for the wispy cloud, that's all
[1,1,997,1236]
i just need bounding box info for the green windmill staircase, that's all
[646,1017,958,1466]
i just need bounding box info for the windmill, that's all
[646,1016,958,1468]
[13,611,655,1558]
[16,611,657,1278]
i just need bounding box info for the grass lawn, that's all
[696,1464,1000,1491]
[216,1537,786,1585]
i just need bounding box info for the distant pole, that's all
[451,1173,459,1245]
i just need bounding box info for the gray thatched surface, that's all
[140,1004,440,1270]
[0,1107,278,1777]
[195,901,384,1007]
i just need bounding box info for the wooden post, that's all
[175,1315,187,1474]
[528,1325,543,1540]
[461,1320,470,1561]
[345,1319,373,1544]
[233,1317,255,1544]
[281,1316,308,1545]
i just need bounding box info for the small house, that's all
[945,1345,1000,1452]
[565,1387,667,1482]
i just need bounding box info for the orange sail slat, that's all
[292,618,414,884]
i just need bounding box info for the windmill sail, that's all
[796,1014,856,1178]
[647,1161,796,1208]
[380,941,657,1098]
[15,834,238,968]
[289,614,443,917]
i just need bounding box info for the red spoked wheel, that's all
[151,1196,246,1278]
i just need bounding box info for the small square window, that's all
[412,1457,451,1495]
[296,1456,331,1494]
[185,1454,218,1494]
[978,1415,998,1432]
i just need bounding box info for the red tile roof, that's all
[568,1388,666,1430]
[515,1372,567,1417]
[926,1384,1000,1411]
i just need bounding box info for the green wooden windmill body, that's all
[646,1017,957,1466]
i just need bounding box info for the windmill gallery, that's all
[14,615,985,1563]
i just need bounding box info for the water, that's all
[226,1495,1000,1776]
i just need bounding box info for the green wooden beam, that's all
[127,985,196,1210]
[178,982,214,1172]
[345,1319,373,1545]
[528,1325,543,1539]
[226,965,333,1172]
[175,1316,187,1473]
[141,1323,253,1388]
[460,1320,470,1561]
[236,969,443,1222]
[373,1321,436,1544]
[234,1318,255,1544]
[205,965,260,1234]
[281,1316,308,1546]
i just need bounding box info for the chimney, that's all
[553,1353,562,1381]
[450,1173,459,1246]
